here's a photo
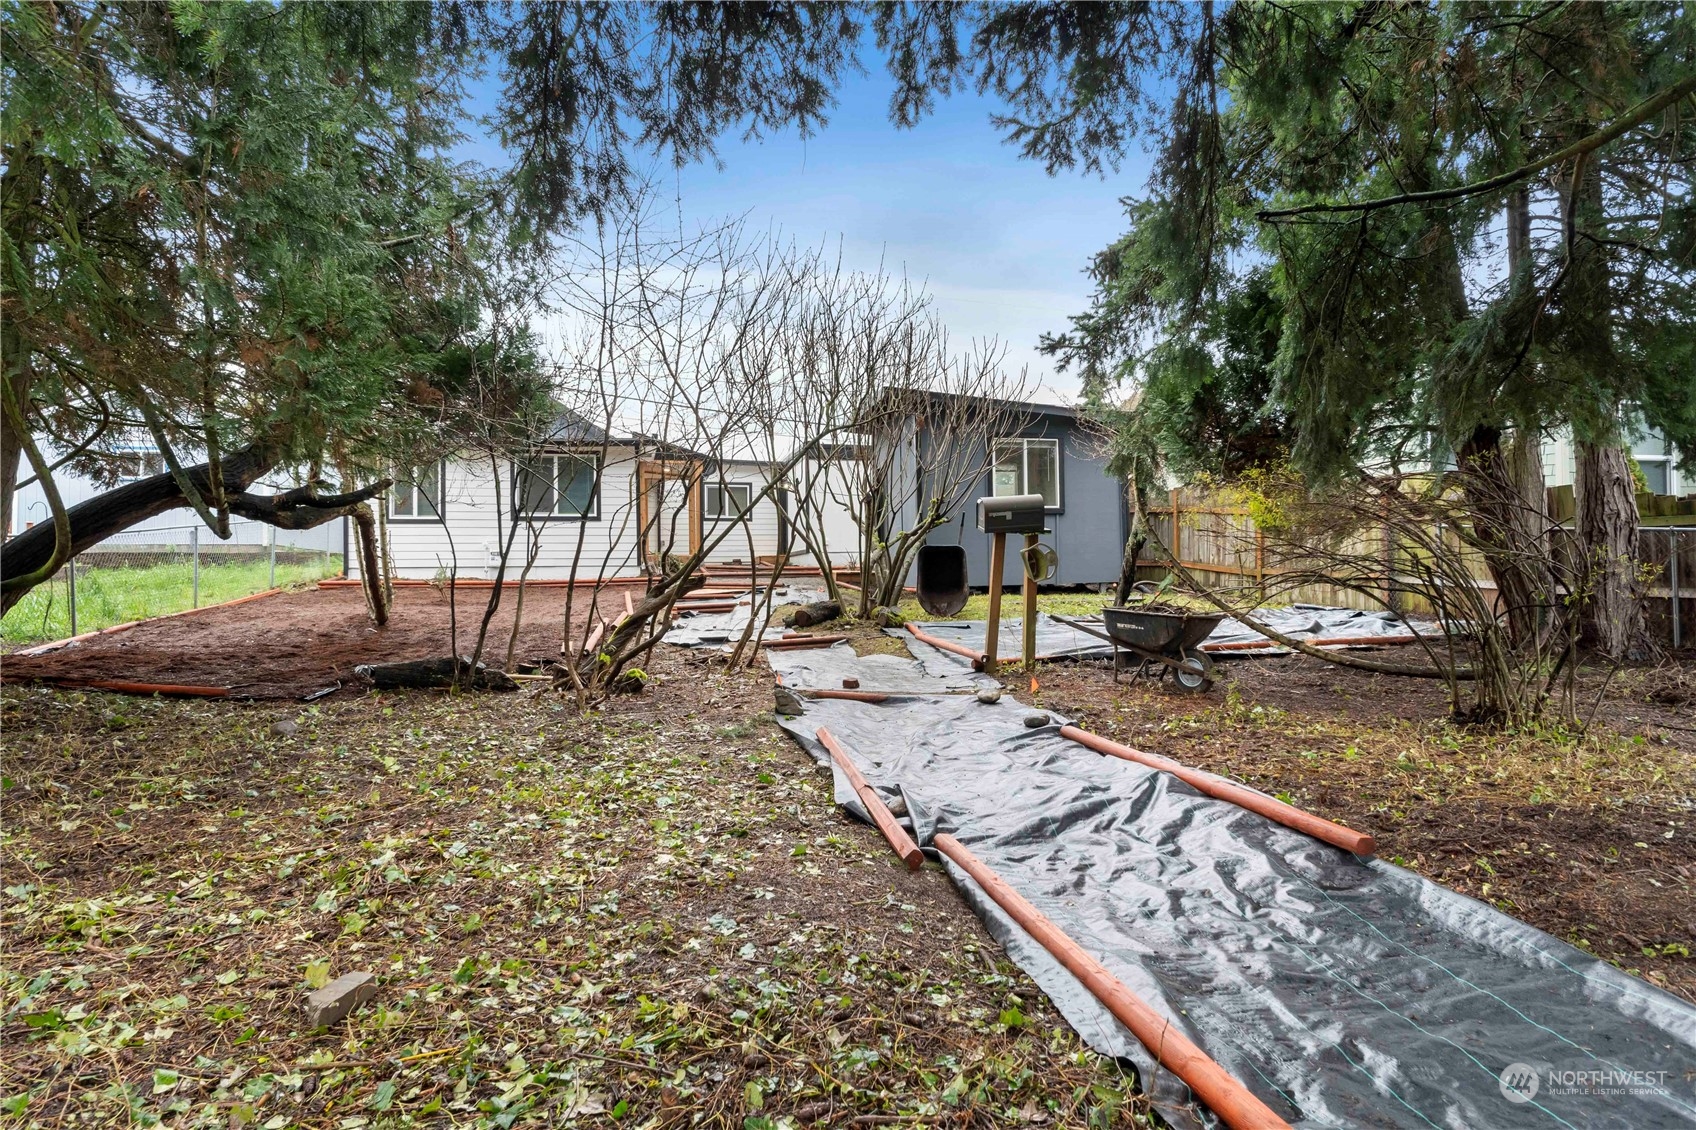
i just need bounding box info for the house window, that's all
[991,438,1061,509]
[391,460,444,520]
[1637,457,1670,495]
[705,482,752,520]
[114,451,167,482]
[517,452,599,518]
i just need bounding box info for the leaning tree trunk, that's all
[0,444,390,622]
[1457,426,1559,650]
[1115,479,1149,607]
[1575,439,1646,660]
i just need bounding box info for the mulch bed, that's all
[2,584,634,699]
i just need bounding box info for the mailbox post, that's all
[977,494,1048,674]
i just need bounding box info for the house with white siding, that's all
[356,412,852,582]
[1541,422,1687,498]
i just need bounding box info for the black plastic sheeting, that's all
[662,584,833,648]
[766,641,997,695]
[900,606,1438,666]
[770,657,1696,1129]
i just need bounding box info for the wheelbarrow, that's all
[1100,606,1224,693]
[914,544,970,617]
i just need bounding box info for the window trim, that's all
[988,436,1063,511]
[704,481,753,521]
[1636,455,1672,495]
[112,449,167,483]
[513,450,602,521]
[389,459,447,523]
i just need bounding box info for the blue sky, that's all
[465,62,1157,403]
[669,71,1152,400]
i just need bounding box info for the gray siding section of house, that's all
[916,413,1125,588]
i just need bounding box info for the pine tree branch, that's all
[1257,73,1696,222]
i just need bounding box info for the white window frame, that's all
[515,451,601,520]
[113,449,167,483]
[390,459,445,522]
[704,482,753,520]
[1636,455,1672,496]
[990,437,1062,510]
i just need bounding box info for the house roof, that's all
[865,387,1079,421]
[539,408,614,446]
[534,410,713,461]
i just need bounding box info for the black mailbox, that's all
[977,494,1048,534]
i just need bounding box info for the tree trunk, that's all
[1574,440,1646,660]
[1115,479,1148,606]
[0,445,275,609]
[571,572,706,688]
[1457,426,1559,650]
[0,375,24,540]
[352,508,389,628]
[0,443,390,618]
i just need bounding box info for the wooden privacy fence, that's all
[1139,487,1693,648]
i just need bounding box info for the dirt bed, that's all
[1031,651,1696,1002]
[1,584,635,699]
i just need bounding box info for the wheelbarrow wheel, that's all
[1170,649,1216,694]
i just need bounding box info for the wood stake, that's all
[985,531,1007,674]
[1022,531,1039,672]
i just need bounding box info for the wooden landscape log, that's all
[905,622,987,670]
[932,834,1292,1130]
[760,634,848,650]
[355,656,518,691]
[815,727,923,870]
[785,599,841,628]
[1059,725,1375,855]
[69,679,229,697]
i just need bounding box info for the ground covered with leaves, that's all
[1,650,1152,1129]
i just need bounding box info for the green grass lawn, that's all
[894,588,1216,622]
[1,556,342,643]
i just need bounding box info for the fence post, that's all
[1671,530,1681,651]
[192,525,200,608]
[269,524,277,589]
[1169,488,1181,568]
[67,556,77,636]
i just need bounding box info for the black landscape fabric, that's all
[771,672,1696,1129]
[765,641,997,695]
[899,606,1437,665]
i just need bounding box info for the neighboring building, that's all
[1542,423,1687,497]
[878,392,1127,588]
[7,436,343,557]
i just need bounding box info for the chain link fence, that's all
[2,519,345,644]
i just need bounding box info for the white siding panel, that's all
[360,446,648,580]
[702,466,781,565]
[788,458,860,567]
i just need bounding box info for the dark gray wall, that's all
[914,411,1126,588]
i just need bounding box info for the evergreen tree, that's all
[924,2,1696,657]
[0,1,862,607]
